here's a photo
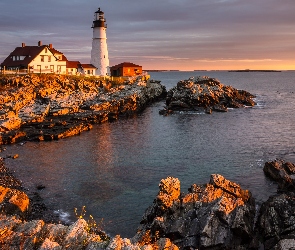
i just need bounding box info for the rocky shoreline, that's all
[1,158,295,249]
[0,74,166,145]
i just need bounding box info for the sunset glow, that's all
[0,0,294,71]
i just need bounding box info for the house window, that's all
[41,55,44,62]
[45,48,47,53]
[87,70,90,74]
[48,56,51,62]
[13,56,22,61]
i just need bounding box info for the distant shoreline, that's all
[145,69,290,72]
[145,70,180,72]
[228,69,281,72]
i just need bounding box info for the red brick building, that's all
[110,62,142,77]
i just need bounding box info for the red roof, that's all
[80,64,96,69]
[67,61,80,68]
[111,62,142,69]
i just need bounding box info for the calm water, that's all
[2,71,295,237]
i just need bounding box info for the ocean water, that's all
[2,70,295,237]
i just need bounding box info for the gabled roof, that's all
[50,48,68,61]
[111,62,142,69]
[67,61,81,68]
[1,45,47,67]
[79,64,97,69]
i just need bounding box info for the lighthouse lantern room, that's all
[90,8,109,76]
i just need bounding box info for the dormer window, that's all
[12,56,25,61]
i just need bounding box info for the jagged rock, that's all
[0,214,111,250]
[263,159,295,191]
[61,219,89,249]
[256,159,295,249]
[39,238,62,250]
[160,76,255,115]
[257,192,295,249]
[0,111,22,132]
[107,235,140,250]
[157,177,180,211]
[132,174,256,249]
[273,239,295,250]
[0,185,30,218]
[40,223,68,246]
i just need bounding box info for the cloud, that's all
[1,0,294,70]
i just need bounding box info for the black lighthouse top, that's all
[92,8,107,28]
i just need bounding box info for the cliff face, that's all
[0,75,166,145]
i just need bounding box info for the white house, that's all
[78,64,97,76]
[1,41,67,74]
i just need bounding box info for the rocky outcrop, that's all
[263,159,295,191]
[159,76,255,115]
[0,215,110,250]
[256,159,295,249]
[0,74,166,145]
[132,175,256,249]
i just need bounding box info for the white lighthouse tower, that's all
[90,8,109,76]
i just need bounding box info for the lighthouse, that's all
[90,8,109,76]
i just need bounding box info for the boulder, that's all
[263,159,295,191]
[257,159,295,249]
[256,192,295,249]
[0,185,30,218]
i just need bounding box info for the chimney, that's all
[21,43,26,47]
[38,41,42,46]
[49,44,53,49]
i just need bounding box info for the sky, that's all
[0,0,294,71]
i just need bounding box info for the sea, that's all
[2,70,295,238]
